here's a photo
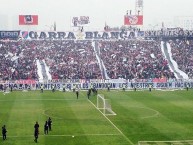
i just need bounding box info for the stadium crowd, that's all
[0,41,38,80]
[0,40,101,80]
[98,40,175,80]
[0,38,192,81]
[37,40,101,79]
[169,39,193,79]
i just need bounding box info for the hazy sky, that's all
[0,0,193,30]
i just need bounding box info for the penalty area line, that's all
[1,133,121,138]
[88,99,134,145]
[138,140,193,143]
[0,98,86,102]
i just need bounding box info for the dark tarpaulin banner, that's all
[0,31,20,39]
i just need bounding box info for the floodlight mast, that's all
[135,0,143,15]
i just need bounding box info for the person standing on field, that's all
[122,83,126,91]
[63,84,66,92]
[134,85,137,91]
[44,121,49,135]
[52,84,55,92]
[72,84,76,92]
[107,83,110,91]
[40,84,44,93]
[87,88,92,99]
[48,117,52,131]
[75,87,79,99]
[186,83,190,91]
[34,121,39,143]
[2,125,7,140]
[149,84,152,92]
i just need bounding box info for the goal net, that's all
[97,94,116,116]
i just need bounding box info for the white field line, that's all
[0,133,121,138]
[141,107,159,119]
[88,99,134,145]
[127,106,160,119]
[0,98,86,102]
[139,140,193,143]
[156,89,176,91]
[41,109,63,119]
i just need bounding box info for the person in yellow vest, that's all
[40,84,44,93]
[72,84,76,92]
[90,83,93,90]
[51,84,55,92]
[149,84,152,92]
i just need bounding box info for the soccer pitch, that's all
[0,89,193,145]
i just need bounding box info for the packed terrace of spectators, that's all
[98,40,175,80]
[0,39,192,81]
[38,40,101,79]
[0,40,101,80]
[169,39,193,79]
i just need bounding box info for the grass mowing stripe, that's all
[88,99,134,145]
[2,90,193,144]
[41,91,89,145]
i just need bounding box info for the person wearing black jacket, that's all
[52,84,55,92]
[63,84,66,92]
[44,121,49,135]
[75,88,79,99]
[2,125,7,140]
[34,121,39,143]
[87,89,91,99]
[48,117,52,131]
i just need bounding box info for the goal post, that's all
[97,94,105,109]
[97,94,116,116]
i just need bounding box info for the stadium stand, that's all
[98,40,175,80]
[0,38,192,81]
[169,39,193,79]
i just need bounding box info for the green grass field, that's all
[0,89,193,145]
